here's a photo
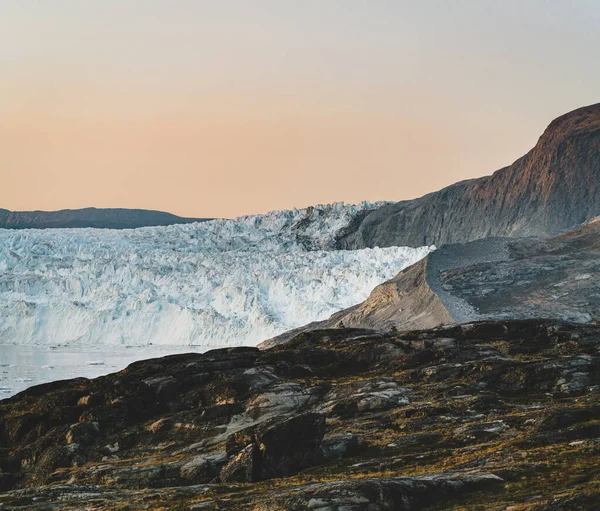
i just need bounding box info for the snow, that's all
[0,202,434,348]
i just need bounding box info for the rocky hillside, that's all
[264,219,600,347]
[1,320,600,509]
[0,207,208,229]
[337,103,600,248]
[429,218,600,325]
[260,258,453,348]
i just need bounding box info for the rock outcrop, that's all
[0,207,208,229]
[429,218,600,325]
[337,103,600,248]
[2,319,600,509]
[263,219,600,346]
[260,258,452,348]
[222,412,325,482]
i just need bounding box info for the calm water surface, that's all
[0,345,208,398]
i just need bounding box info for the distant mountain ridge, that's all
[337,103,600,248]
[0,207,209,229]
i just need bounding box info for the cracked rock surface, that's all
[1,320,600,509]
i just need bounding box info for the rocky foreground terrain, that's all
[337,103,600,249]
[2,319,600,510]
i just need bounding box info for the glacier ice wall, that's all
[0,203,433,347]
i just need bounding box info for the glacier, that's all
[0,202,434,348]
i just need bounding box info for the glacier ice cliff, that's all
[0,203,433,347]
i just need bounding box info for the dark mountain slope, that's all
[337,103,600,248]
[0,207,209,229]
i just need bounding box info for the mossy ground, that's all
[1,320,599,510]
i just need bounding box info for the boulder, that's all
[220,444,260,483]
[222,412,326,482]
[258,412,325,479]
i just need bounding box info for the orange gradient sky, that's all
[1,1,599,218]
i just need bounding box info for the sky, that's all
[1,1,599,218]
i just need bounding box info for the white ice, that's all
[0,202,434,348]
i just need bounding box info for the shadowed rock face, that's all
[0,207,208,229]
[1,319,600,509]
[337,103,600,249]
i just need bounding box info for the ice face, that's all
[0,202,434,347]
